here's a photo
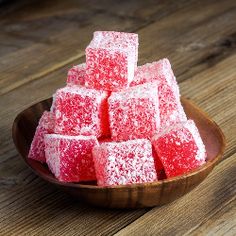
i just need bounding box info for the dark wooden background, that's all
[0,0,235,235]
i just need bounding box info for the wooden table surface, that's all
[0,0,236,235]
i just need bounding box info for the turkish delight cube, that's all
[152,120,206,178]
[108,82,160,141]
[45,134,98,182]
[67,63,86,86]
[93,31,139,66]
[85,31,138,91]
[28,111,54,163]
[131,60,187,132]
[92,139,157,186]
[131,58,176,90]
[54,86,109,137]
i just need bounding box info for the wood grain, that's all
[0,0,235,235]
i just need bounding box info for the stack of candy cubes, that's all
[28,31,207,186]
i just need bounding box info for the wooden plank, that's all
[185,198,236,236]
[1,0,236,95]
[78,0,196,21]
[0,177,146,236]
[115,154,236,236]
[137,1,236,82]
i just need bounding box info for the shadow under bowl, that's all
[12,97,226,208]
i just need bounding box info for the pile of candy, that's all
[28,31,206,186]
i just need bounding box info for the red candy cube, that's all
[67,63,86,86]
[28,111,54,163]
[45,134,98,182]
[152,120,206,178]
[85,31,138,91]
[108,82,160,141]
[92,139,157,186]
[54,86,109,137]
[131,60,187,132]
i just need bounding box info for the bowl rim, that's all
[12,97,226,190]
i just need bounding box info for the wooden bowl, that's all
[12,97,225,208]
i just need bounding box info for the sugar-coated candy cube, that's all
[85,31,138,91]
[67,63,86,86]
[45,134,98,182]
[108,82,160,141]
[152,120,206,178]
[93,31,139,66]
[92,139,157,186]
[28,111,54,163]
[54,86,109,137]
[131,58,180,102]
[131,60,187,132]
[130,58,176,90]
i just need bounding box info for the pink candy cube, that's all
[152,120,206,178]
[131,59,187,132]
[85,31,138,91]
[54,86,109,137]
[28,111,54,163]
[108,82,160,141]
[131,58,174,84]
[45,134,98,182]
[92,139,157,186]
[67,63,86,86]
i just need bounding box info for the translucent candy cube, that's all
[131,58,175,87]
[85,31,138,91]
[45,134,98,182]
[152,120,206,178]
[54,86,109,137]
[152,148,166,180]
[92,139,157,186]
[131,59,187,132]
[67,63,86,86]
[28,111,54,163]
[108,82,160,141]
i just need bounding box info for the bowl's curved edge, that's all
[12,97,226,208]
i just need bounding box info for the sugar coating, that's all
[85,31,138,91]
[131,60,187,132]
[92,139,157,186]
[131,59,176,89]
[152,120,206,178]
[54,86,109,137]
[93,31,139,64]
[28,111,54,163]
[108,82,160,141]
[50,93,56,113]
[45,134,98,182]
[67,63,86,86]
